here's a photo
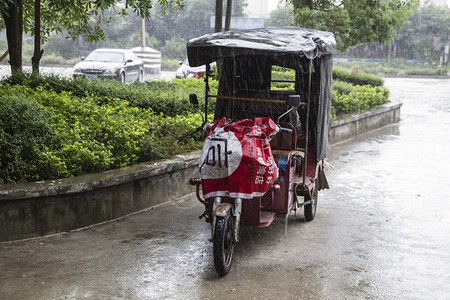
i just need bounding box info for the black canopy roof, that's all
[187,27,336,67]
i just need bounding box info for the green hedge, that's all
[404,67,445,76]
[271,65,384,90]
[332,84,390,117]
[333,66,384,87]
[0,88,58,183]
[271,66,295,90]
[332,79,354,95]
[0,83,204,184]
[334,59,446,77]
[5,73,218,117]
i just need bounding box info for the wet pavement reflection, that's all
[0,78,449,299]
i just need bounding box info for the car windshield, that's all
[85,51,124,63]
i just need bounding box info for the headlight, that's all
[104,69,115,74]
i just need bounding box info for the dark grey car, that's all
[73,48,144,83]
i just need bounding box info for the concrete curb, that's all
[0,102,402,242]
[330,101,402,144]
[0,153,200,241]
[0,152,200,201]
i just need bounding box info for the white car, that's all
[176,59,207,79]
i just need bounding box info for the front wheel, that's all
[213,209,234,276]
[304,180,318,221]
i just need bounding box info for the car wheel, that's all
[120,72,125,84]
[137,69,144,82]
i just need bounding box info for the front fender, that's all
[212,203,233,217]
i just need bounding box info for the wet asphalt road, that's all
[1,78,450,299]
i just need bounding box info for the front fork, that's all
[189,178,242,242]
[212,197,242,243]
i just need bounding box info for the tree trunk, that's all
[215,0,223,32]
[2,0,24,76]
[225,0,232,31]
[32,0,43,74]
[387,40,392,63]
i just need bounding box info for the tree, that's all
[266,4,294,27]
[215,0,223,32]
[0,9,5,30]
[288,0,419,51]
[393,4,450,61]
[39,0,245,61]
[225,0,232,31]
[146,0,245,47]
[1,0,23,75]
[149,0,216,42]
[342,4,450,62]
[0,0,184,75]
[31,0,42,74]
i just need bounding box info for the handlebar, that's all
[185,124,205,138]
[279,127,293,134]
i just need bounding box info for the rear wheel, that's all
[304,180,318,221]
[137,69,144,82]
[213,209,234,276]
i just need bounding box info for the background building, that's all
[245,0,270,18]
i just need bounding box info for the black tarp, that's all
[186,27,335,161]
[187,27,336,67]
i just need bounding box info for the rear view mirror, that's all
[278,94,301,123]
[189,93,199,106]
[286,95,300,107]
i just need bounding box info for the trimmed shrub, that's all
[0,86,63,184]
[0,83,204,183]
[332,85,390,117]
[404,67,444,76]
[333,66,384,87]
[5,73,218,117]
[332,80,354,95]
[138,113,208,162]
[40,53,66,65]
[271,66,295,90]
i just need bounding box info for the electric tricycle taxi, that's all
[188,27,336,276]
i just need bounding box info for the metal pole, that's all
[205,63,210,124]
[140,17,145,49]
[303,59,313,186]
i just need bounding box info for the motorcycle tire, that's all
[213,209,234,276]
